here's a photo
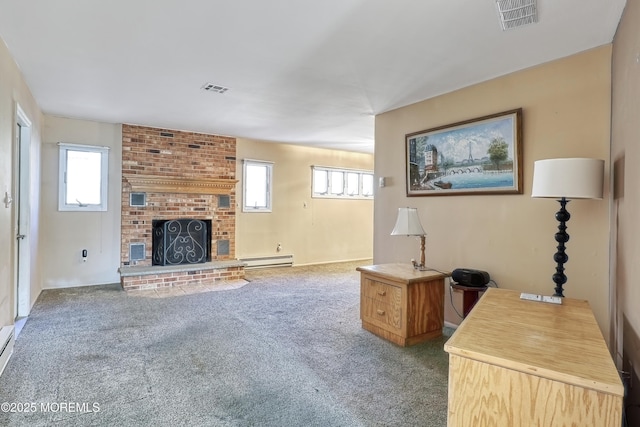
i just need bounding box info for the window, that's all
[58,143,109,211]
[312,166,374,199]
[243,159,273,212]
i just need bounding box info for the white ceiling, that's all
[0,1,626,153]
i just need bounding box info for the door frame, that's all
[14,103,31,318]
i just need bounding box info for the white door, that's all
[14,104,31,318]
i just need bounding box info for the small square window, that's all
[243,159,273,212]
[58,143,109,211]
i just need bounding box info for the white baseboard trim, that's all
[444,321,459,330]
[293,258,373,267]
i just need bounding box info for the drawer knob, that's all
[376,309,385,316]
[377,290,386,296]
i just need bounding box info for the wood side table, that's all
[450,283,487,318]
[357,263,448,346]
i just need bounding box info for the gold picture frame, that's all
[405,108,523,196]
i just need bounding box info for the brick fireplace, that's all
[118,125,244,291]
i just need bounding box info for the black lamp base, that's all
[552,197,570,297]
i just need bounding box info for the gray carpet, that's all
[0,261,450,426]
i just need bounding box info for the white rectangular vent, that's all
[218,195,230,209]
[201,83,229,94]
[130,243,146,262]
[496,0,537,30]
[130,192,146,207]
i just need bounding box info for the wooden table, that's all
[450,282,487,318]
[444,288,623,426]
[357,263,448,346]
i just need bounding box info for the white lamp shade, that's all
[531,158,604,199]
[390,207,426,236]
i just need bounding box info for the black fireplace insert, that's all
[152,218,212,266]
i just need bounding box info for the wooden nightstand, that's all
[357,263,448,346]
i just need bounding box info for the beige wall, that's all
[36,126,372,290]
[40,116,122,288]
[375,47,612,336]
[236,139,374,265]
[611,0,640,418]
[0,39,43,324]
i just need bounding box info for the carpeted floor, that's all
[0,261,450,426]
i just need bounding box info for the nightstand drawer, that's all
[361,278,402,304]
[361,297,402,330]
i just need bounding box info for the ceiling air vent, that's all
[201,83,229,94]
[495,0,537,31]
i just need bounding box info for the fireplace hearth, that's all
[152,219,212,266]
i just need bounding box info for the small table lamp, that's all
[531,158,604,297]
[391,207,427,270]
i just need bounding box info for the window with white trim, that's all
[243,159,273,212]
[312,166,374,199]
[58,143,109,211]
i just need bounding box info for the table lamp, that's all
[391,207,427,270]
[531,158,604,297]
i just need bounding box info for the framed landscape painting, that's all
[405,108,523,196]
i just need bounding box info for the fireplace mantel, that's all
[124,174,237,195]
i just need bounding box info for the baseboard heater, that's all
[240,254,294,269]
[0,326,15,377]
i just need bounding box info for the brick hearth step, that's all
[118,260,245,291]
